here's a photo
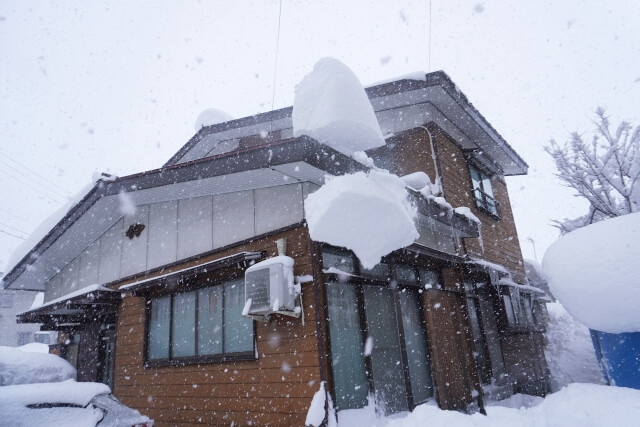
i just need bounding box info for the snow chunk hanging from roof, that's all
[542,212,640,333]
[194,108,234,131]
[292,57,385,156]
[305,170,418,269]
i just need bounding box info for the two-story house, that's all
[2,70,549,425]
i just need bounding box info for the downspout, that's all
[417,125,442,196]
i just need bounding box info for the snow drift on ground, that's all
[544,302,604,391]
[292,57,385,156]
[337,383,640,427]
[16,342,50,354]
[305,170,418,268]
[194,108,234,131]
[0,380,109,427]
[0,345,76,385]
[542,212,640,333]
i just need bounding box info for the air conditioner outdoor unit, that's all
[243,255,300,320]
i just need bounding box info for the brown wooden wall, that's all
[391,126,527,282]
[112,226,323,426]
[501,332,549,396]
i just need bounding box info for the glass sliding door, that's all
[398,289,434,404]
[326,282,368,410]
[363,286,409,414]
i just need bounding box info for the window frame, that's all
[469,165,500,217]
[143,273,256,368]
[322,246,439,412]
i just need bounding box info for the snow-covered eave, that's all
[497,277,546,295]
[19,284,117,315]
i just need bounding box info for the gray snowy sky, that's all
[1,0,639,271]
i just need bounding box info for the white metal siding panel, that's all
[98,219,123,284]
[147,201,178,270]
[78,240,100,287]
[212,191,254,248]
[254,184,303,235]
[177,196,214,260]
[120,206,150,278]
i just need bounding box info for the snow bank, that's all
[293,57,385,156]
[544,302,604,391]
[16,342,50,354]
[194,108,234,131]
[342,383,640,426]
[0,346,76,385]
[305,170,418,268]
[542,212,640,333]
[0,380,109,427]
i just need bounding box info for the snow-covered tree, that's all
[546,108,640,233]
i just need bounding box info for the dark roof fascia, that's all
[17,290,121,324]
[123,251,264,296]
[165,71,527,174]
[2,137,365,289]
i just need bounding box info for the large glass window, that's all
[470,165,498,216]
[146,278,254,363]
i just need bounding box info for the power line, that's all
[0,151,71,196]
[0,158,70,200]
[270,0,283,113]
[0,168,66,203]
[0,221,29,236]
[0,228,26,240]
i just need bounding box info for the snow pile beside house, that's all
[337,383,640,426]
[544,302,604,391]
[305,170,418,269]
[542,212,640,333]
[292,57,385,156]
[0,345,76,385]
[0,380,109,427]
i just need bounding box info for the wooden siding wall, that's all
[430,127,527,282]
[501,332,549,396]
[390,126,527,282]
[422,267,480,412]
[112,227,323,426]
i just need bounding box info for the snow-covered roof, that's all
[166,71,528,177]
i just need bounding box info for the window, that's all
[146,277,254,364]
[469,165,498,216]
[323,248,435,414]
[501,288,537,329]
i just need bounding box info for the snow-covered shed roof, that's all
[168,71,527,176]
[2,137,478,292]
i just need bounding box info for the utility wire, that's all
[270,0,283,113]
[0,221,28,236]
[0,151,70,195]
[0,168,66,203]
[0,228,26,240]
[0,157,70,199]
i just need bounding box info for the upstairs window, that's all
[469,165,498,216]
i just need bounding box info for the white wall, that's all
[43,183,308,302]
